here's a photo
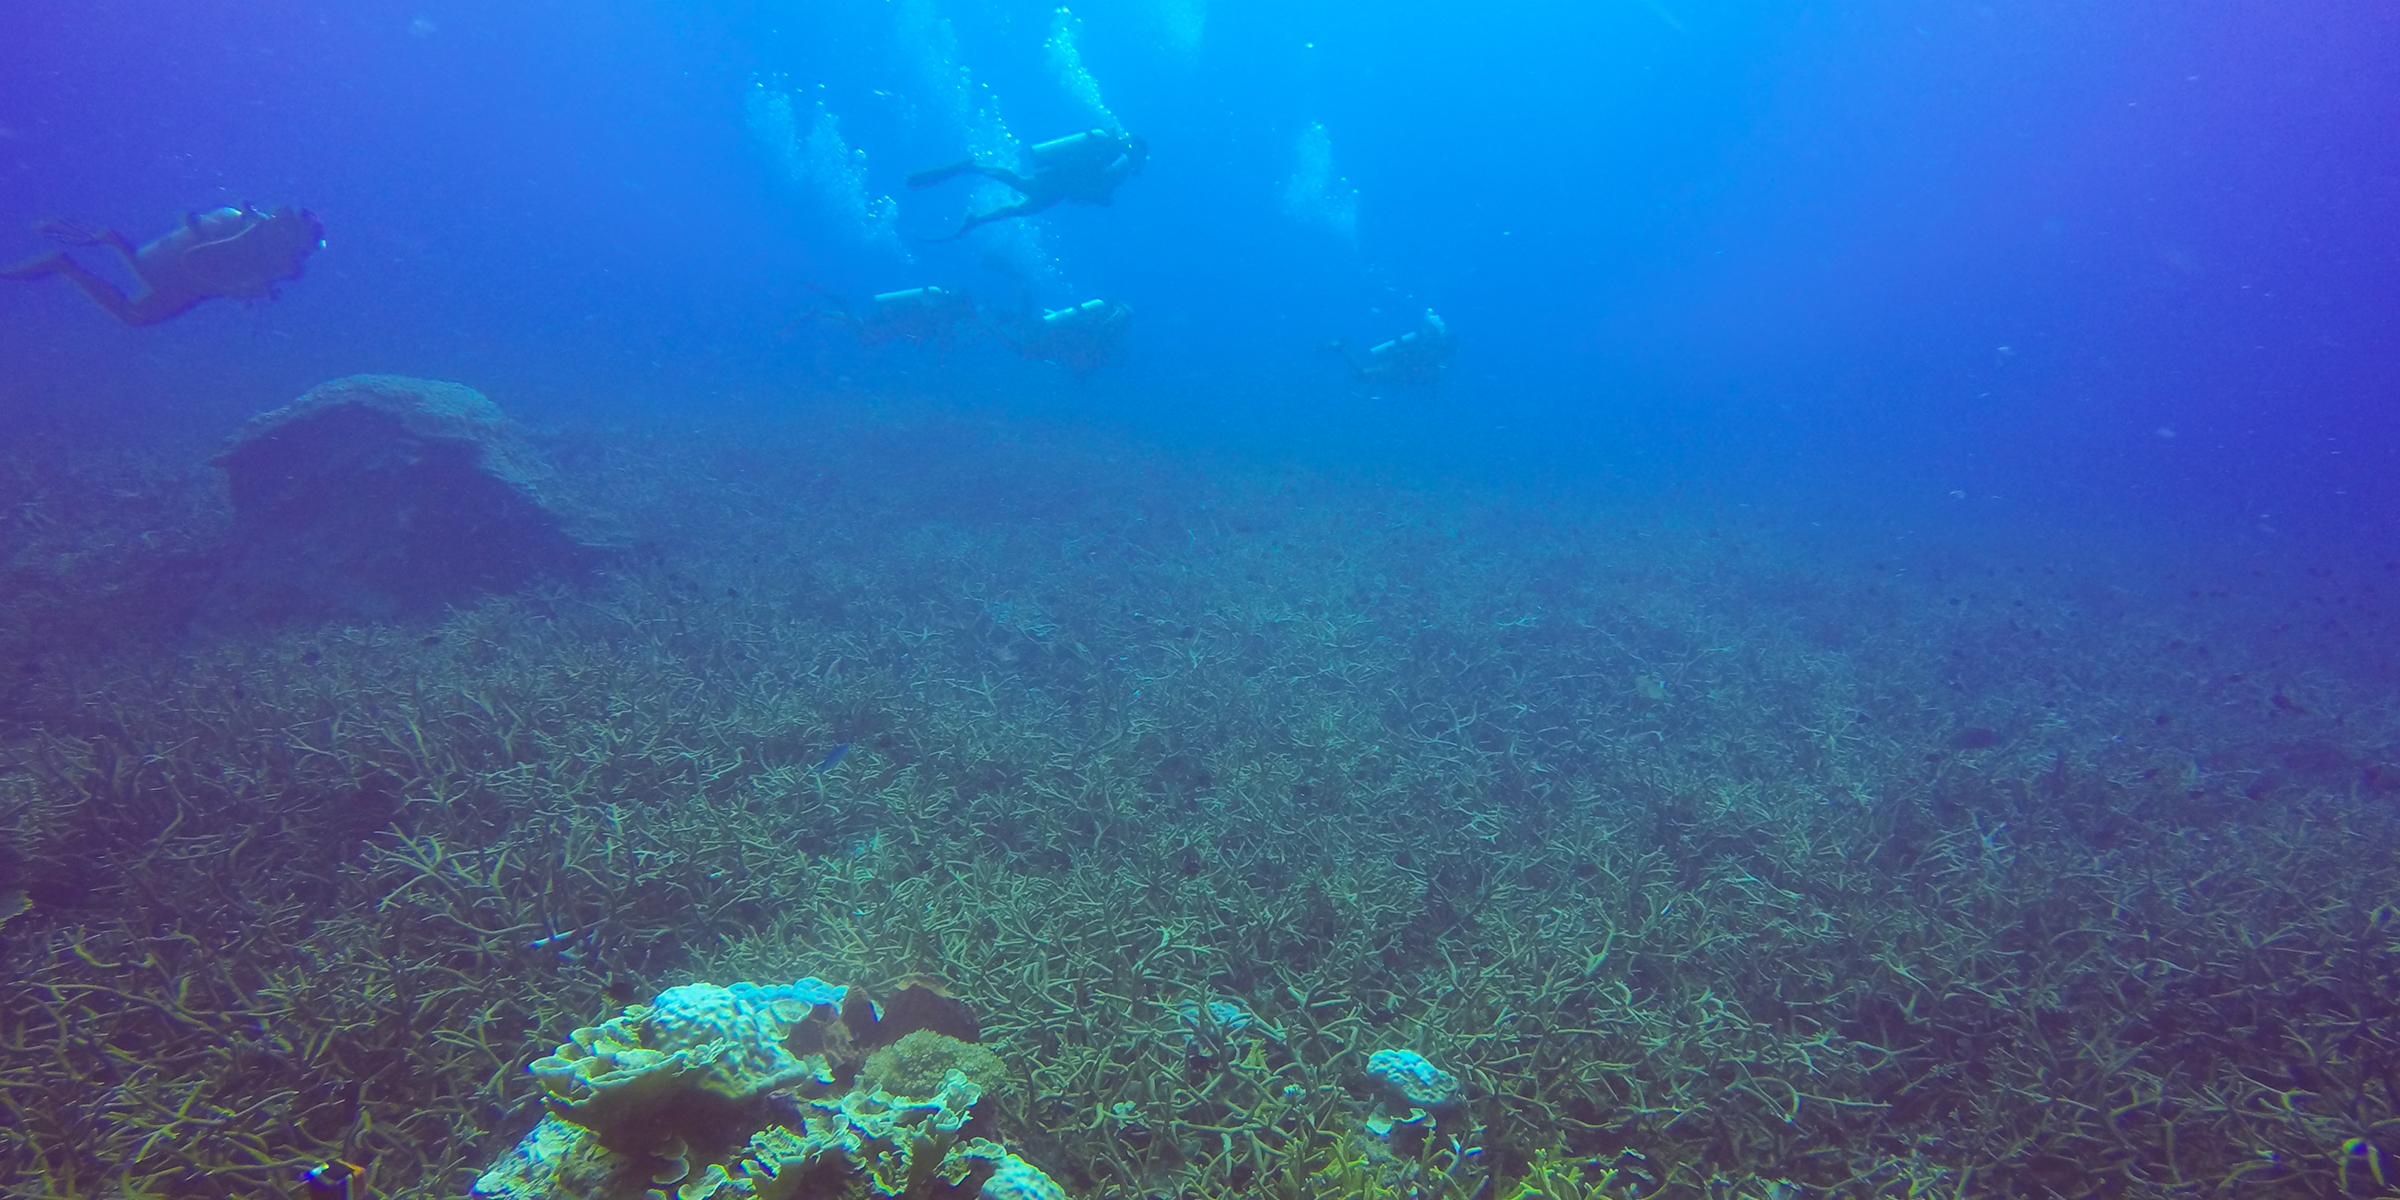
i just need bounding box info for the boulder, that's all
[210,374,609,621]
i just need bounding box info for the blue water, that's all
[2,1,2393,540]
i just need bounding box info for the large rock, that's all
[210,374,608,621]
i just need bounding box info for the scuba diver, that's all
[1001,297,1133,376]
[0,204,325,326]
[787,285,981,348]
[1329,308,1452,391]
[907,128,1147,242]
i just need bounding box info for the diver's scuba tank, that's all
[1369,309,1448,361]
[1022,299,1130,372]
[1041,298,1114,327]
[1028,129,1117,166]
[874,286,954,309]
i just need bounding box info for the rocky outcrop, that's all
[208,374,611,622]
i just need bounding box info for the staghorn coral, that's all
[8,404,2400,1200]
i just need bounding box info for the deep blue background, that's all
[2,0,2394,552]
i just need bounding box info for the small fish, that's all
[814,743,852,772]
[604,974,648,1006]
[531,925,606,962]
[299,1160,366,1200]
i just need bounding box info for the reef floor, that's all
[3,397,2395,1199]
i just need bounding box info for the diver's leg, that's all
[0,250,66,281]
[956,204,1020,236]
[907,159,979,189]
[92,229,143,276]
[921,200,1041,243]
[20,253,147,324]
[968,166,1035,193]
[907,160,1037,195]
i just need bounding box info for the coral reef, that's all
[479,978,1053,1200]
[529,980,847,1149]
[4,404,2399,1200]
[861,1030,1009,1102]
[952,1142,1065,1200]
[475,1117,627,1200]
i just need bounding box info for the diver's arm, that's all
[0,251,65,281]
[908,159,978,188]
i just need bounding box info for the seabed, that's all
[2,397,2394,1199]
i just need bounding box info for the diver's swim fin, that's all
[911,216,984,244]
[34,219,109,247]
[907,160,977,189]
